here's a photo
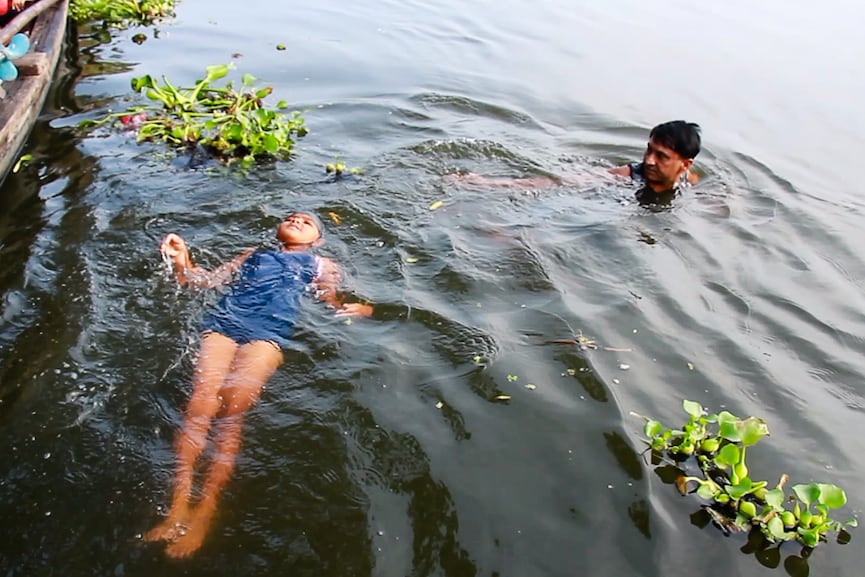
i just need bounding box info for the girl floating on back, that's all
[145,212,372,557]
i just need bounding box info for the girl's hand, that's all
[12,0,26,10]
[337,302,373,318]
[160,233,187,259]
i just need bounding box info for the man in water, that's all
[608,120,701,203]
[447,120,702,204]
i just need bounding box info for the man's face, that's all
[642,138,692,192]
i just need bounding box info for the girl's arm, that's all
[315,257,373,317]
[160,233,254,289]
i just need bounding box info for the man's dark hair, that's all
[649,121,701,159]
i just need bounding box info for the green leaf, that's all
[699,438,720,453]
[717,415,768,445]
[714,443,740,467]
[696,482,718,500]
[718,415,739,435]
[132,74,157,92]
[732,512,751,532]
[726,478,753,500]
[716,410,738,425]
[242,73,257,86]
[276,100,288,109]
[673,439,695,455]
[12,153,33,173]
[261,133,279,153]
[222,122,243,142]
[683,400,703,419]
[643,419,663,439]
[793,483,821,507]
[739,417,770,446]
[799,507,813,527]
[204,64,231,83]
[765,488,785,511]
[718,424,741,444]
[767,516,787,540]
[254,108,275,125]
[797,526,820,548]
[685,423,705,442]
[817,484,847,509]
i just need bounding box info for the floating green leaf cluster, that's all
[637,400,857,548]
[81,64,307,166]
[70,0,176,25]
[325,159,363,176]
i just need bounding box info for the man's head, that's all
[642,120,701,192]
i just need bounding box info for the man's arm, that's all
[447,173,561,189]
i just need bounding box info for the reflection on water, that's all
[2,1,865,576]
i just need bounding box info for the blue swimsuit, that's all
[201,250,322,348]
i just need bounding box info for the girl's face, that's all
[276,213,322,246]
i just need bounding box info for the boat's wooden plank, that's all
[0,79,40,149]
[0,0,68,182]
[11,52,50,76]
[0,0,62,44]
[27,0,65,52]
[33,0,68,57]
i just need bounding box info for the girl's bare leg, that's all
[145,332,239,542]
[166,340,283,558]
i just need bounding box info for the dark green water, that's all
[2,1,865,576]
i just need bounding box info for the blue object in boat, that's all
[3,33,31,58]
[0,33,31,81]
[0,59,17,81]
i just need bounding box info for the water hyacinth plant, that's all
[70,0,176,25]
[80,64,307,166]
[634,400,857,549]
[325,158,363,177]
